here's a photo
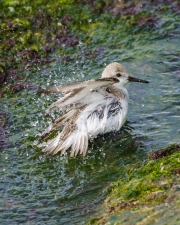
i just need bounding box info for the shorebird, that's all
[38,62,149,157]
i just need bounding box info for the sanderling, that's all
[38,62,149,156]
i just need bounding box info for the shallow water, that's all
[1,8,180,225]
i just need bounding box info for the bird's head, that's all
[102,62,149,86]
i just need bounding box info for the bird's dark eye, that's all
[116,73,121,77]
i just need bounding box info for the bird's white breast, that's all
[76,86,129,138]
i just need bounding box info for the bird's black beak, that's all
[128,76,149,83]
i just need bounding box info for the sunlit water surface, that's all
[1,25,180,224]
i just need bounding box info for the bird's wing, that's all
[39,77,119,109]
[37,81,85,94]
[38,78,118,94]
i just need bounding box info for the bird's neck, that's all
[109,83,129,100]
[113,82,128,92]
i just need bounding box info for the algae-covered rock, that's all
[90,144,180,224]
[1,0,179,89]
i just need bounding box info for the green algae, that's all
[1,0,180,89]
[90,144,180,224]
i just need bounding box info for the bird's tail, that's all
[39,108,89,156]
[41,128,88,157]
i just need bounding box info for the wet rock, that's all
[17,49,40,61]
[172,4,180,13]
[92,142,180,224]
[16,49,54,67]
[8,83,38,92]
[45,34,52,43]
[0,71,6,83]
[149,144,180,160]
[55,34,79,47]
[80,0,111,14]
[42,45,52,52]
[110,1,138,16]
[6,69,20,82]
[9,83,25,92]
[61,15,73,26]
[33,10,52,29]
[4,38,16,51]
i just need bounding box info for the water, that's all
[1,8,180,225]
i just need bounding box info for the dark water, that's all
[0,10,180,225]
